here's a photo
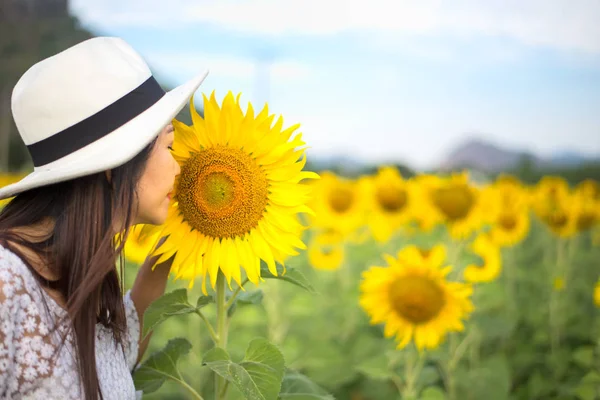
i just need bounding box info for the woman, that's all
[0,37,208,399]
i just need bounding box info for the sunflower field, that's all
[1,94,599,400]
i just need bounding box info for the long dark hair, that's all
[0,137,157,400]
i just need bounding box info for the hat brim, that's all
[0,70,209,200]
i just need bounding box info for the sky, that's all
[69,0,600,170]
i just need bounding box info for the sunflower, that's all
[365,167,415,243]
[418,172,483,239]
[309,171,366,237]
[463,234,502,283]
[308,230,345,270]
[123,225,161,265]
[359,250,473,350]
[531,177,576,238]
[489,209,530,247]
[144,92,318,291]
[411,174,444,231]
[397,244,447,268]
[572,181,599,233]
[595,280,600,307]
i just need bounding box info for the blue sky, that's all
[70,0,600,170]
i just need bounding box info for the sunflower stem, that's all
[225,277,250,311]
[215,271,229,400]
[549,238,564,358]
[195,309,219,344]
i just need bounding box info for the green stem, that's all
[175,376,205,400]
[215,272,229,400]
[149,371,205,400]
[225,277,250,311]
[401,347,425,399]
[195,309,219,344]
[550,238,564,356]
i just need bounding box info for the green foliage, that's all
[142,288,213,338]
[202,339,285,400]
[134,338,193,394]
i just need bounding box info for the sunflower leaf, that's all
[202,338,285,400]
[133,338,192,394]
[260,264,316,293]
[278,370,335,400]
[142,289,206,338]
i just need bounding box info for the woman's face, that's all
[134,124,180,225]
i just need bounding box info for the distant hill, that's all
[438,138,598,172]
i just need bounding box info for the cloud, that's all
[72,0,600,53]
[143,52,310,81]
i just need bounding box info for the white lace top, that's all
[0,245,142,399]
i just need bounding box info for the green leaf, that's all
[142,289,213,338]
[575,371,600,400]
[260,264,316,293]
[237,290,264,305]
[133,338,192,394]
[572,346,595,368]
[227,290,264,318]
[203,338,286,400]
[197,294,214,308]
[419,387,447,400]
[278,370,334,400]
[354,353,391,380]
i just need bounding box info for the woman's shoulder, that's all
[0,243,44,303]
[0,243,36,281]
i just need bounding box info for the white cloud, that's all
[143,52,310,81]
[72,0,600,53]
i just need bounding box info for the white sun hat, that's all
[0,36,208,200]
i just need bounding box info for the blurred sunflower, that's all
[411,174,444,231]
[595,280,600,307]
[359,250,473,350]
[0,173,26,208]
[531,177,576,238]
[419,172,483,239]
[309,172,366,237]
[365,167,415,242]
[463,234,502,283]
[485,180,531,247]
[397,244,447,268]
[572,182,599,233]
[144,92,318,291]
[308,230,345,270]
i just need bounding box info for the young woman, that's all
[0,37,208,399]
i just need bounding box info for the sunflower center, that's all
[544,211,569,229]
[577,212,596,232]
[499,213,517,231]
[418,248,432,259]
[389,275,445,324]
[431,184,475,221]
[177,146,269,239]
[377,186,407,212]
[329,187,354,213]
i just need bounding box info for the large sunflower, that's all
[397,244,447,268]
[365,167,415,243]
[123,225,161,265]
[359,250,473,350]
[144,92,318,291]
